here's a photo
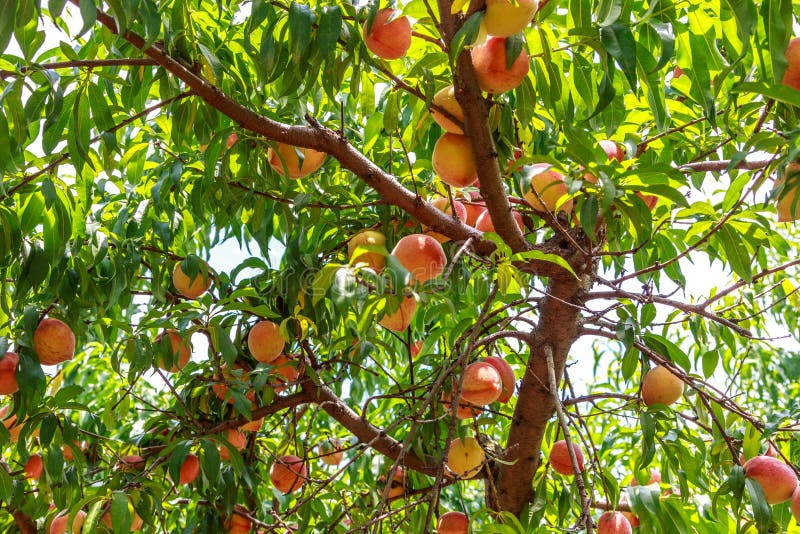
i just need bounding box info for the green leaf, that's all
[449,12,483,64]
[716,225,753,283]
[509,250,578,279]
[317,5,341,57]
[745,478,772,532]
[288,1,314,66]
[600,21,638,91]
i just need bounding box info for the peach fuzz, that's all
[474,210,524,234]
[154,330,191,372]
[379,296,417,331]
[782,37,800,91]
[363,8,412,60]
[774,162,800,222]
[597,511,632,534]
[248,320,285,364]
[460,362,502,405]
[0,352,19,394]
[447,437,485,479]
[641,366,684,407]
[392,233,447,284]
[267,143,326,179]
[523,164,572,214]
[430,85,465,134]
[549,439,585,476]
[437,510,469,534]
[743,455,798,504]
[433,133,478,188]
[484,0,538,37]
[50,510,87,534]
[34,317,76,365]
[172,259,212,299]
[270,454,307,494]
[179,453,200,485]
[471,37,530,94]
[348,230,387,272]
[24,454,43,480]
[483,356,515,403]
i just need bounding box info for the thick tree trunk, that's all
[494,272,588,514]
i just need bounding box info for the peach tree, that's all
[1,0,800,532]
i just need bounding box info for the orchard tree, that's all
[2,0,800,532]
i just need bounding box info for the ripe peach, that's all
[225,505,252,534]
[782,37,800,91]
[442,390,482,419]
[425,197,468,242]
[597,511,632,534]
[226,133,238,149]
[24,454,43,480]
[247,320,285,364]
[437,510,469,534]
[463,201,487,227]
[381,466,406,498]
[267,143,327,179]
[641,366,684,407]
[484,0,538,37]
[0,405,21,442]
[637,192,658,210]
[348,230,387,272]
[483,356,515,403]
[50,510,87,534]
[154,330,191,372]
[791,486,800,523]
[270,455,307,494]
[34,318,76,365]
[410,340,423,358]
[172,259,212,299]
[432,133,478,188]
[62,441,87,461]
[102,508,143,531]
[549,439,585,476]
[446,437,485,479]
[270,354,300,393]
[116,454,146,471]
[743,455,798,504]
[460,362,502,406]
[471,36,530,93]
[599,139,624,162]
[239,414,263,432]
[774,162,800,222]
[179,453,200,485]
[630,468,661,486]
[212,364,250,404]
[522,164,572,214]
[474,210,524,234]
[219,429,247,461]
[378,296,417,331]
[392,234,447,283]
[318,438,344,466]
[620,511,640,528]
[673,66,685,79]
[0,352,19,394]
[363,8,412,60]
[430,85,465,134]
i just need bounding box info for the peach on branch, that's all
[318,438,344,466]
[225,506,252,534]
[549,439,585,476]
[247,320,285,364]
[432,133,478,188]
[363,8,412,60]
[269,353,300,393]
[460,362,503,406]
[0,405,22,443]
[211,364,250,404]
[743,455,798,504]
[102,507,143,531]
[484,0,538,37]
[270,454,307,494]
[597,511,632,534]
[522,164,572,214]
[425,197,468,243]
[154,330,191,372]
[50,510,87,534]
[62,440,88,462]
[219,429,247,461]
[599,139,624,162]
[637,192,658,210]
[630,468,661,487]
[471,36,530,93]
[474,210,524,234]
[0,352,19,394]
[483,356,515,403]
[437,510,469,534]
[116,454,146,471]
[410,340,423,358]
[442,390,482,419]
[392,233,447,284]
[446,436,485,479]
[34,317,76,365]
[641,366,684,407]
[172,259,212,299]
[430,85,465,134]
[380,466,407,498]
[463,201,487,227]
[782,37,800,91]
[24,454,43,480]
[348,230,387,272]
[740,442,778,464]
[773,162,800,222]
[267,143,327,179]
[378,295,417,331]
[179,453,200,485]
